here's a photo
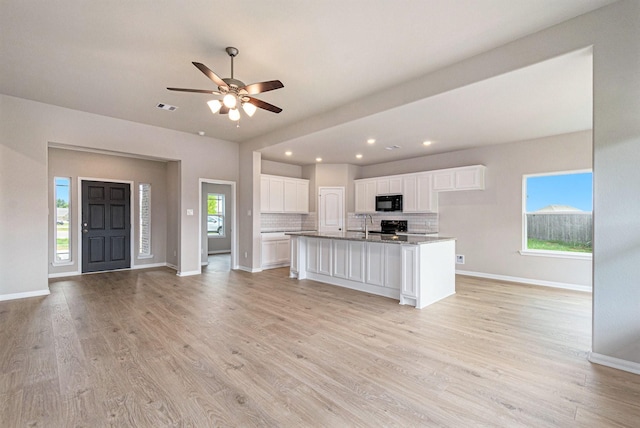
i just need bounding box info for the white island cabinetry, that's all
[291,232,455,308]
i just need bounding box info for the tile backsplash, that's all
[347,212,438,233]
[261,212,437,233]
[261,212,317,232]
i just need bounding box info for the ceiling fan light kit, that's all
[167,46,283,123]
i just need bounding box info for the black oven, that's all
[375,194,403,212]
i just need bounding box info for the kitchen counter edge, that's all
[285,231,455,245]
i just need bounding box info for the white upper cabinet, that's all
[355,179,377,213]
[355,165,485,214]
[261,174,309,213]
[402,173,437,213]
[376,176,403,195]
[432,165,486,192]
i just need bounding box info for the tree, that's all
[56,198,68,208]
[207,194,218,214]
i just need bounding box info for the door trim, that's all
[199,178,237,272]
[76,177,135,275]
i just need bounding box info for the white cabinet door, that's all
[389,177,403,194]
[290,236,299,272]
[376,179,390,196]
[333,240,348,279]
[318,239,332,275]
[432,170,455,191]
[268,177,284,212]
[401,246,418,298]
[416,173,437,213]
[455,166,485,190]
[276,240,290,263]
[296,181,309,213]
[355,179,376,213]
[283,180,297,212]
[385,244,402,290]
[348,241,366,282]
[306,238,319,273]
[402,175,417,212]
[261,241,277,266]
[366,243,385,286]
[260,176,270,212]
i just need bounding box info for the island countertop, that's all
[286,231,455,245]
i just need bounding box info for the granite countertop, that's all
[286,231,454,245]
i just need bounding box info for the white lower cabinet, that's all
[295,236,455,309]
[366,243,385,286]
[385,244,402,290]
[333,240,366,282]
[401,246,418,300]
[261,233,291,269]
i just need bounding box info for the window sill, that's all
[138,254,154,260]
[52,260,74,267]
[519,249,592,260]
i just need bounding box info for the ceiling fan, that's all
[167,47,283,121]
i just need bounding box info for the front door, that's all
[318,187,344,232]
[82,180,131,273]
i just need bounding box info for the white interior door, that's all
[319,187,344,232]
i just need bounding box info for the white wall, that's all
[0,94,238,297]
[362,131,593,288]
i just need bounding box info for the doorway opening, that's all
[200,179,236,272]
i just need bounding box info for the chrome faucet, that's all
[363,214,373,238]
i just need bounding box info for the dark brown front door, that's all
[82,180,131,273]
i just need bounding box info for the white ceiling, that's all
[1,1,611,165]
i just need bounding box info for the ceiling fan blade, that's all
[192,62,228,89]
[247,96,282,113]
[167,87,221,95]
[219,105,230,115]
[242,80,284,95]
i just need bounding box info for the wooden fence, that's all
[526,213,592,245]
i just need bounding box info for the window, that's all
[139,183,152,257]
[523,171,592,257]
[54,177,71,263]
[207,193,225,237]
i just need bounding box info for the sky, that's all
[526,172,593,212]
[55,177,70,201]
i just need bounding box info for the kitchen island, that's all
[287,231,456,309]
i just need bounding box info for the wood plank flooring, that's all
[2,260,640,427]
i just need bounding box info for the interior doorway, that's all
[199,179,236,271]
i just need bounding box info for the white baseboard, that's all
[0,289,51,302]
[237,265,262,273]
[132,262,167,270]
[588,351,640,375]
[48,262,170,279]
[166,263,178,271]
[48,270,81,278]
[456,269,592,292]
[177,270,200,277]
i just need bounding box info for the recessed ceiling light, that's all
[356,154,363,159]
[367,139,376,144]
[316,157,322,162]
[198,131,205,136]
[285,151,292,156]
[422,140,432,146]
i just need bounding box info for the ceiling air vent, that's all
[385,145,401,150]
[156,103,177,111]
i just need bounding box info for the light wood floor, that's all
[2,264,640,427]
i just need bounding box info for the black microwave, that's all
[375,194,403,212]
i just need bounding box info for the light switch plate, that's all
[186,209,194,216]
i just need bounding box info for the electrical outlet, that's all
[456,254,465,264]
[244,251,248,258]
